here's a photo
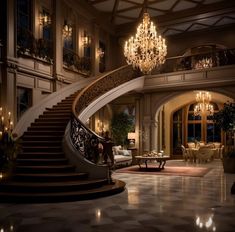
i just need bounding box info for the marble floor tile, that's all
[0,160,235,232]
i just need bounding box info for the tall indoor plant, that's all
[212,101,235,173]
[110,112,134,147]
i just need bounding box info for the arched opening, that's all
[153,90,233,158]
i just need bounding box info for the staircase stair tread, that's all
[19,152,64,155]
[1,179,107,187]
[0,180,125,203]
[13,172,87,178]
[16,165,73,169]
[16,158,68,162]
[22,136,63,140]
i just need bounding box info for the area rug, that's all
[115,165,211,177]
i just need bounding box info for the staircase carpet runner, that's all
[0,91,125,203]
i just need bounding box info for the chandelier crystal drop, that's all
[194,91,214,116]
[124,12,167,74]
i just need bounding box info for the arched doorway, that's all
[153,90,233,157]
[172,102,221,156]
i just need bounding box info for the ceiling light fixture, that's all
[124,12,167,74]
[194,91,214,116]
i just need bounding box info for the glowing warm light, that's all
[95,209,101,222]
[124,12,167,74]
[63,21,72,38]
[194,91,214,116]
[195,213,216,231]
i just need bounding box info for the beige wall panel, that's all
[184,72,204,81]
[18,58,35,69]
[37,62,53,76]
[37,78,52,92]
[207,67,235,79]
[17,74,34,87]
[167,74,182,82]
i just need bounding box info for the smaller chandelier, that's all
[194,91,214,116]
[195,57,213,69]
[124,12,167,74]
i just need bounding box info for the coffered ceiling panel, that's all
[172,0,197,12]
[87,0,235,36]
[149,0,178,10]
[117,1,135,11]
[204,0,223,4]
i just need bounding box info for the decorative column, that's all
[53,0,64,89]
[143,116,151,152]
[151,119,158,152]
[2,0,17,124]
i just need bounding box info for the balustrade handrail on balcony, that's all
[17,27,53,63]
[63,48,91,75]
[70,65,138,164]
[158,48,235,74]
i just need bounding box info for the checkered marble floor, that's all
[0,159,235,232]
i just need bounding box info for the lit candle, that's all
[0,107,2,116]
[8,112,11,119]
[1,116,4,123]
[0,131,2,140]
[10,121,13,130]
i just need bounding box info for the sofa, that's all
[112,145,132,167]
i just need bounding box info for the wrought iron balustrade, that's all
[157,48,235,74]
[70,65,138,163]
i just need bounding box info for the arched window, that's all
[187,102,221,143]
[172,102,221,155]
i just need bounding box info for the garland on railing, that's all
[17,27,53,63]
[63,48,91,76]
[70,65,139,163]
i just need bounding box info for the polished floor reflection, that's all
[0,160,235,232]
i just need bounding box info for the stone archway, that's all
[151,90,233,156]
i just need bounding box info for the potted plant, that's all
[110,112,134,147]
[212,101,235,173]
[0,131,20,180]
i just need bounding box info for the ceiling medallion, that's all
[124,12,167,74]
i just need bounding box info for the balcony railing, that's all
[17,27,53,63]
[70,65,138,163]
[63,48,91,76]
[157,48,235,74]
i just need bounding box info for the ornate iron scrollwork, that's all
[70,65,139,164]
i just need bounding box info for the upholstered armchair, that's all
[196,147,214,163]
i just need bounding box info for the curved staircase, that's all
[0,91,125,203]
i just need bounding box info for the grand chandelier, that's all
[124,12,167,74]
[194,91,214,116]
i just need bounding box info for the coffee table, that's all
[135,155,170,170]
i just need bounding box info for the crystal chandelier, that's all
[194,91,214,116]
[195,57,213,69]
[124,12,167,74]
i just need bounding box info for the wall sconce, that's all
[39,12,51,26]
[82,34,91,47]
[128,132,136,147]
[63,20,73,38]
[97,47,104,58]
